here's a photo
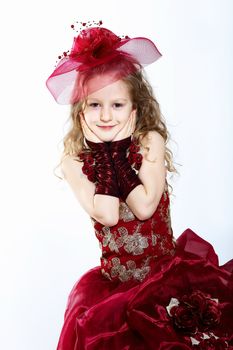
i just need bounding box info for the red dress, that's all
[56,146,233,350]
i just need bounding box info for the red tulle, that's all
[56,229,233,350]
[45,27,162,104]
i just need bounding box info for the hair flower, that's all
[70,27,121,62]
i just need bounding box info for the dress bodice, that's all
[90,180,176,283]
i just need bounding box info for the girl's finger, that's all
[80,115,87,131]
[129,111,134,128]
[80,115,89,138]
[124,114,132,137]
[130,111,136,134]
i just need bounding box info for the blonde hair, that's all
[54,60,180,197]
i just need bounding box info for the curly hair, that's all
[53,57,180,197]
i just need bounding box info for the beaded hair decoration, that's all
[54,20,130,67]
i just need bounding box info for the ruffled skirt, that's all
[56,229,233,350]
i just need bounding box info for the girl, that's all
[46,23,233,350]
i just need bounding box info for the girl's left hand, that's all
[112,109,137,142]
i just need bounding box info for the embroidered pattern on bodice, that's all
[91,181,176,283]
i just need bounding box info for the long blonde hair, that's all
[54,58,180,196]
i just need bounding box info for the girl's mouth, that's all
[97,125,116,130]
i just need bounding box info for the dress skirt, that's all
[56,228,233,350]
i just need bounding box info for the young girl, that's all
[46,23,233,350]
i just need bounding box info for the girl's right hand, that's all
[80,114,103,143]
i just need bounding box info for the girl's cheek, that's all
[83,115,91,126]
[84,110,95,120]
[88,109,99,117]
[87,114,98,125]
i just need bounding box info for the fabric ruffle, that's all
[56,229,233,350]
[78,137,143,184]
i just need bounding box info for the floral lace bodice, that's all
[90,180,176,283]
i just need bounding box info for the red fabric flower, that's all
[195,336,228,350]
[79,152,96,183]
[128,153,137,164]
[182,291,221,331]
[135,153,143,163]
[129,142,140,153]
[168,290,221,335]
[69,27,122,65]
[127,140,142,170]
[78,152,85,160]
[82,164,92,175]
[183,291,209,314]
[170,304,199,333]
[200,299,221,330]
[87,172,96,182]
[84,156,95,166]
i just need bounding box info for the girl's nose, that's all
[100,106,112,122]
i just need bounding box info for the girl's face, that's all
[81,76,135,142]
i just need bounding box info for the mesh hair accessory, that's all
[46,24,162,105]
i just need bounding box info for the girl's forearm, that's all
[92,194,120,227]
[125,184,158,221]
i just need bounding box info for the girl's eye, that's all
[114,103,123,108]
[88,103,124,108]
[89,103,100,108]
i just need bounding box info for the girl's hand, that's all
[112,109,137,142]
[80,113,103,143]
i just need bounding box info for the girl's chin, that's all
[98,135,117,142]
[95,127,119,141]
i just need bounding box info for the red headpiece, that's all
[46,21,162,105]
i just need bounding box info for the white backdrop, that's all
[0,1,232,349]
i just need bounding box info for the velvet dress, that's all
[56,143,233,350]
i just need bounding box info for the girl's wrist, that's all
[85,138,109,152]
[108,136,132,156]
[83,138,120,198]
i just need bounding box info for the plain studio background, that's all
[0,0,232,349]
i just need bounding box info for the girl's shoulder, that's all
[140,130,165,147]
[140,131,165,159]
[60,153,83,179]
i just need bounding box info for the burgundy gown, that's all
[56,145,233,350]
